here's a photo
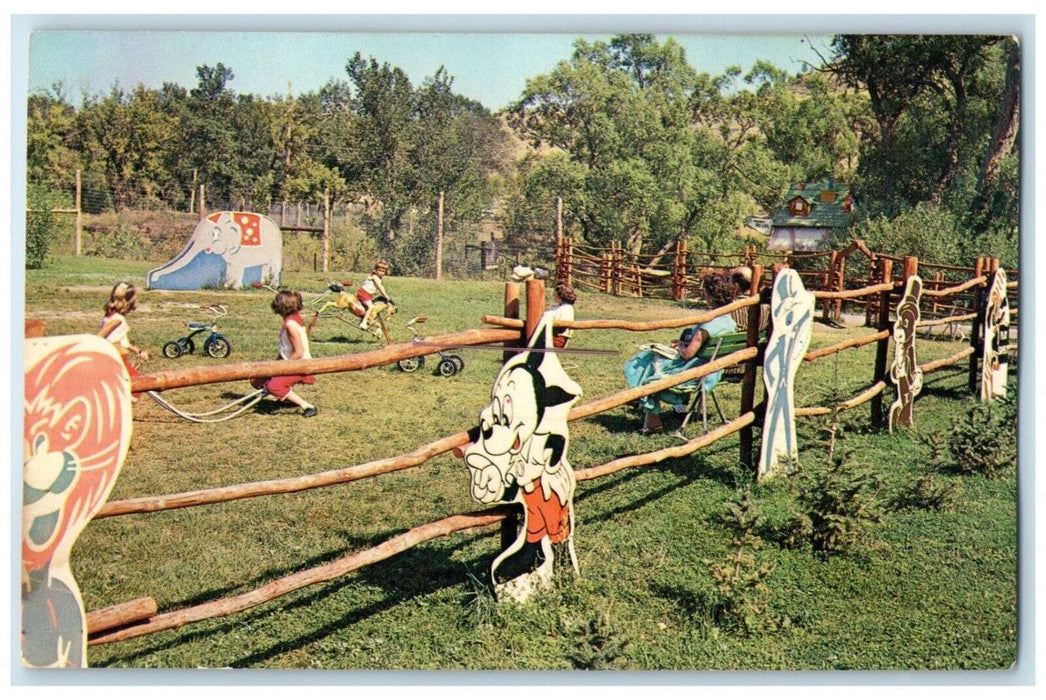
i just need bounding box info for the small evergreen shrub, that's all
[565,611,630,669]
[945,400,1017,479]
[887,473,962,512]
[784,458,884,557]
[703,486,778,634]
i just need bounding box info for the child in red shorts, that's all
[252,290,318,417]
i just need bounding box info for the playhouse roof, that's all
[772,180,855,229]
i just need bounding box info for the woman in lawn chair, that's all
[624,274,740,434]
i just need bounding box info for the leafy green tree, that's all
[26,86,79,190]
[74,85,177,210]
[343,53,418,243]
[26,184,60,268]
[829,35,1019,228]
[848,203,963,265]
[509,34,720,254]
[182,63,268,207]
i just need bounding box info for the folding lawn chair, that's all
[668,305,771,440]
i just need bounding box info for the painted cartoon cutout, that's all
[981,269,1011,400]
[889,275,924,432]
[22,335,132,667]
[147,211,283,290]
[759,269,815,479]
[463,310,583,602]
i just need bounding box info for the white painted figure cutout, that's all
[889,275,924,432]
[462,310,582,602]
[759,269,815,478]
[981,269,1010,400]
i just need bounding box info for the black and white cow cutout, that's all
[462,310,583,602]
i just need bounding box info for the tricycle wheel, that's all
[398,355,424,373]
[162,341,183,359]
[437,357,459,377]
[182,338,196,355]
[447,354,465,373]
[205,336,232,358]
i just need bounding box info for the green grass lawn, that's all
[23,255,1019,671]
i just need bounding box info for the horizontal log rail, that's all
[130,327,520,393]
[813,281,896,300]
[919,346,975,374]
[571,277,607,292]
[483,295,758,334]
[575,412,754,481]
[795,380,887,417]
[86,597,157,636]
[916,312,977,328]
[97,430,472,518]
[921,276,987,299]
[572,250,604,264]
[88,508,510,645]
[804,330,890,362]
[101,346,758,518]
[90,409,757,645]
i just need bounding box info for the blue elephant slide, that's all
[147,211,283,290]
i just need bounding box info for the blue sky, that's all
[26,29,833,111]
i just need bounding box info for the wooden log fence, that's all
[556,240,1014,348]
[73,260,1016,650]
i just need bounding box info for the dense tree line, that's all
[26,34,1020,270]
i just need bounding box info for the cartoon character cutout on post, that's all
[981,268,1010,400]
[889,275,924,432]
[759,269,815,479]
[23,335,132,667]
[462,311,583,602]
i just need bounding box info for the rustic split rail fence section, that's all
[22,249,1019,663]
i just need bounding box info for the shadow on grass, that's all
[95,530,498,668]
[918,379,971,401]
[649,582,716,627]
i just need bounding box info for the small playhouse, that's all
[148,211,282,290]
[767,179,855,252]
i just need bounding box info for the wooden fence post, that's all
[932,271,943,317]
[500,282,523,549]
[902,255,919,281]
[73,169,83,256]
[565,238,574,288]
[435,190,444,280]
[671,239,683,301]
[968,257,986,394]
[322,189,331,274]
[871,257,894,429]
[556,196,563,246]
[198,185,207,220]
[822,250,838,322]
[739,263,765,470]
[503,283,521,364]
[524,278,546,342]
[613,242,623,296]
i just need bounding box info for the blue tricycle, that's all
[162,304,233,359]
